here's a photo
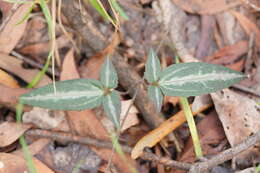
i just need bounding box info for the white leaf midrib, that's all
[22,90,103,101]
[160,72,243,86]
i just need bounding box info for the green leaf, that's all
[20,79,104,110]
[159,62,246,97]
[144,49,161,83]
[110,0,129,20]
[100,57,118,89]
[102,90,121,129]
[148,85,163,112]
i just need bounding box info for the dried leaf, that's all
[23,107,65,129]
[211,89,260,163]
[0,122,32,147]
[131,103,211,159]
[60,48,79,80]
[120,100,139,132]
[0,53,51,87]
[205,41,248,71]
[0,3,31,53]
[0,153,27,173]
[0,69,19,88]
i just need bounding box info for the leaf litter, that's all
[0,0,259,172]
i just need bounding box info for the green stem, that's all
[110,133,138,173]
[16,103,37,173]
[179,97,203,158]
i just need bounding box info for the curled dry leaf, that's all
[131,102,211,159]
[0,122,32,147]
[211,89,260,164]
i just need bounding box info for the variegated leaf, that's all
[159,62,246,97]
[144,49,161,83]
[102,90,121,129]
[100,57,118,88]
[148,85,163,112]
[20,79,104,110]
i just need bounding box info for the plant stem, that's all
[179,97,203,158]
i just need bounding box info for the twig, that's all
[244,33,255,74]
[189,131,260,173]
[231,83,260,98]
[25,129,191,170]
[11,51,60,77]
[26,129,260,172]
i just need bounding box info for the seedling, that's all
[20,50,246,159]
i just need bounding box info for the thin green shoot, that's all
[256,164,260,173]
[109,0,129,20]
[87,0,117,28]
[110,133,138,173]
[175,56,203,158]
[179,98,203,158]
[16,103,37,173]
[15,2,35,25]
[72,158,85,173]
[26,51,53,88]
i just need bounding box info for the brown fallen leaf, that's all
[172,0,241,15]
[0,153,54,173]
[0,153,27,173]
[131,102,211,159]
[0,69,19,88]
[0,122,32,147]
[79,32,120,79]
[0,3,31,54]
[0,84,29,107]
[32,158,55,173]
[19,35,70,58]
[0,53,51,87]
[205,41,248,71]
[211,89,260,166]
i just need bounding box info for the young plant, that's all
[20,57,121,129]
[20,50,246,159]
[144,49,245,157]
[144,49,245,111]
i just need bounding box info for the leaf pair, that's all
[145,49,246,112]
[20,58,121,129]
